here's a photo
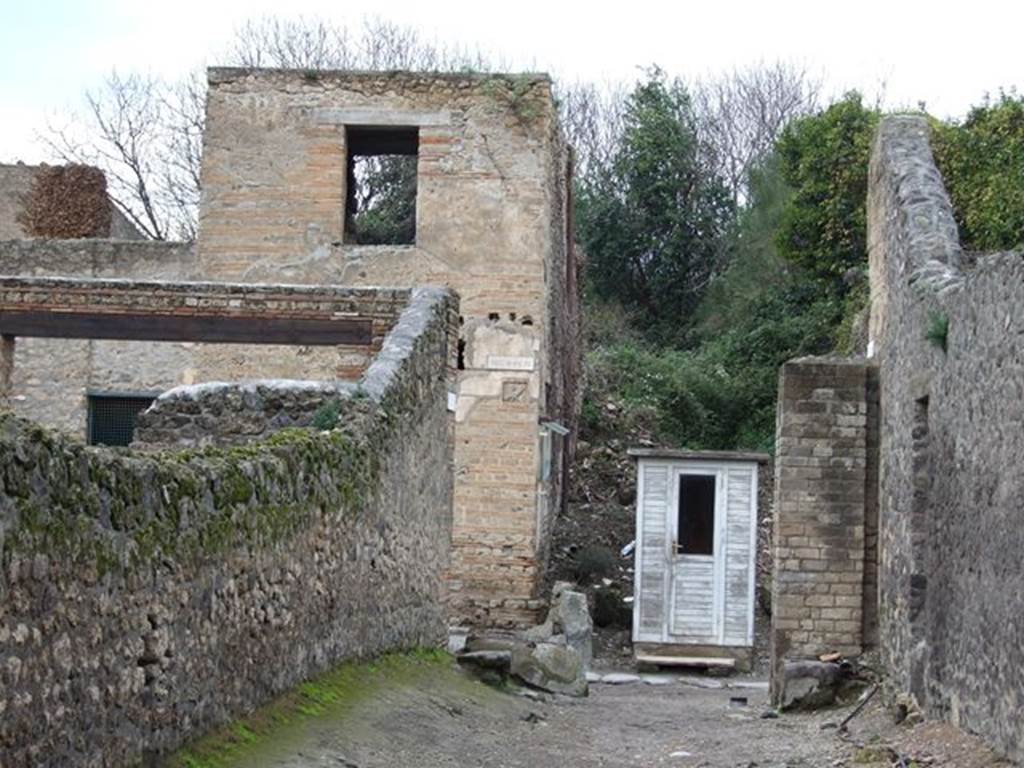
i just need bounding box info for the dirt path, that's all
[169,656,1012,768]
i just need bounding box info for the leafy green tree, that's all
[577,70,734,340]
[932,92,1024,252]
[694,154,794,337]
[775,93,878,287]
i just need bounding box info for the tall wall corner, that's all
[770,356,879,702]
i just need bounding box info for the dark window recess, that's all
[87,394,155,446]
[345,127,418,245]
[678,474,716,555]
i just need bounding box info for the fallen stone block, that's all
[779,660,842,710]
[522,581,593,670]
[510,642,588,697]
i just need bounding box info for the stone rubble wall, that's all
[0,287,457,767]
[132,286,458,449]
[868,115,1024,761]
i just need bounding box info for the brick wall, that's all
[0,274,407,437]
[770,357,872,694]
[198,69,577,627]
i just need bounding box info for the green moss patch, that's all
[167,649,451,768]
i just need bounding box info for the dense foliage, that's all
[577,71,734,342]
[932,93,1024,252]
[582,157,840,452]
[774,93,879,287]
[580,87,1024,454]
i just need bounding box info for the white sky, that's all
[2,0,1022,163]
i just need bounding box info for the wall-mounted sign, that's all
[486,355,535,371]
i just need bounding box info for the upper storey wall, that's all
[198,68,565,320]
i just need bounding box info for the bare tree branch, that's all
[693,61,821,205]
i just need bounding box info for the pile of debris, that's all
[454,582,593,697]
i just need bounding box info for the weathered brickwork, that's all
[867,116,1024,761]
[0,273,407,436]
[0,69,578,629]
[770,358,870,696]
[0,287,456,767]
[198,69,578,626]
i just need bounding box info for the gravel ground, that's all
[179,659,1013,768]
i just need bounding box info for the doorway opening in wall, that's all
[86,391,157,446]
[344,127,419,245]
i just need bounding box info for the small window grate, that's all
[87,394,155,447]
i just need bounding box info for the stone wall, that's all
[867,115,1024,760]
[199,68,578,627]
[132,286,458,449]
[770,358,870,697]
[133,380,360,448]
[0,287,457,767]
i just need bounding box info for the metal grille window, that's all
[87,393,156,447]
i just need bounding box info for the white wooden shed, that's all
[630,449,768,669]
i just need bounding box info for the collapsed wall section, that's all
[0,287,457,767]
[868,115,1024,760]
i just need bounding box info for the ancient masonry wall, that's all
[0,287,457,767]
[867,115,1024,761]
[0,164,142,240]
[198,69,578,627]
[770,357,869,697]
[0,246,406,436]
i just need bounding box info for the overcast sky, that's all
[2,0,1021,163]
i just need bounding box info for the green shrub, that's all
[311,399,342,431]
[592,587,632,629]
[926,311,949,353]
[932,93,1024,252]
[775,93,879,288]
[572,545,617,583]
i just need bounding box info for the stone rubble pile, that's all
[456,581,593,697]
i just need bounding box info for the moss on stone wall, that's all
[0,407,382,577]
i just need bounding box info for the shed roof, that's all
[627,448,770,464]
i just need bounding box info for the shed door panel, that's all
[670,556,716,641]
[723,466,756,646]
[635,464,669,641]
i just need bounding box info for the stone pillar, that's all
[0,334,14,407]
[770,357,872,700]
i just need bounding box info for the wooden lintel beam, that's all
[0,311,373,346]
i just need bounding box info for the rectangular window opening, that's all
[345,126,418,245]
[87,393,156,447]
[678,474,716,555]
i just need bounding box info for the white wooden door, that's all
[668,468,726,644]
[633,460,757,648]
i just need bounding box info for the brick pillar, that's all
[770,358,870,698]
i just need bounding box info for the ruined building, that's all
[770,116,1024,762]
[0,162,143,240]
[1,70,579,629]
